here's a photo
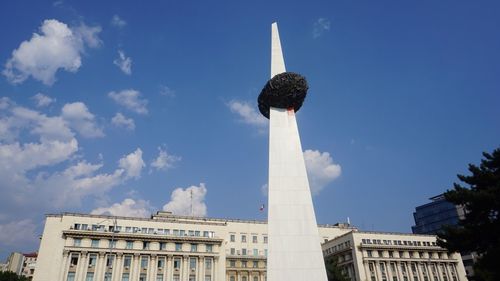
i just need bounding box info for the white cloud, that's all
[227,100,267,129]
[159,85,175,97]
[113,50,132,75]
[118,148,145,179]
[111,15,127,28]
[108,89,148,115]
[0,101,142,211]
[150,146,180,172]
[2,19,101,85]
[0,219,37,246]
[61,102,104,138]
[163,183,207,216]
[34,161,124,208]
[32,93,55,107]
[304,149,341,194]
[91,198,151,218]
[313,18,331,38]
[111,113,135,130]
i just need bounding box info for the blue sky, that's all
[0,0,499,258]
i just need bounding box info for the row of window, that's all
[365,250,448,260]
[67,271,213,281]
[70,253,213,271]
[73,238,214,253]
[227,260,264,269]
[229,248,267,257]
[229,234,267,244]
[367,261,459,281]
[73,224,215,238]
[362,239,437,247]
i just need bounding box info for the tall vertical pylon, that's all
[257,23,328,281]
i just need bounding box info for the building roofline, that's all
[354,230,437,237]
[46,212,352,229]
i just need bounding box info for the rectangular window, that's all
[82,224,88,230]
[203,231,209,237]
[367,250,373,257]
[85,272,94,281]
[109,240,116,248]
[264,249,268,256]
[175,243,182,251]
[242,261,247,268]
[230,234,235,242]
[189,230,194,236]
[125,227,132,233]
[205,258,212,270]
[141,257,148,268]
[241,235,247,242]
[73,238,81,247]
[230,248,235,255]
[229,260,235,267]
[139,274,147,281]
[66,272,75,281]
[126,241,133,249]
[173,229,179,236]
[242,248,247,255]
[121,273,129,281]
[104,273,112,281]
[191,244,198,252]
[253,249,258,256]
[263,236,268,244]
[173,276,180,281]
[156,275,164,281]
[173,258,181,269]
[252,236,258,243]
[143,241,150,250]
[180,230,185,236]
[206,244,213,252]
[195,231,200,236]
[91,239,99,248]
[160,242,166,250]
[253,261,258,268]
[106,255,114,267]
[157,258,165,269]
[190,258,197,269]
[70,253,79,266]
[88,254,97,266]
[123,256,132,268]
[204,276,211,281]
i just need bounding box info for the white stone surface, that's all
[266,23,328,281]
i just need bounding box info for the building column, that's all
[386,263,393,281]
[113,253,123,281]
[166,256,172,281]
[196,257,202,281]
[396,262,404,281]
[94,252,105,281]
[150,255,157,281]
[131,254,140,281]
[182,256,189,281]
[59,250,70,281]
[213,257,218,281]
[76,252,88,281]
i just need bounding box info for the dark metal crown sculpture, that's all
[257,72,309,119]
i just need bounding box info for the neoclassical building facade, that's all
[33,212,352,281]
[322,231,468,281]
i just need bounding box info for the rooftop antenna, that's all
[347,217,351,226]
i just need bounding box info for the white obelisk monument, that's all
[264,23,328,281]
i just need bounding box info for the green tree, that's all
[325,256,350,281]
[0,271,29,281]
[437,148,500,281]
